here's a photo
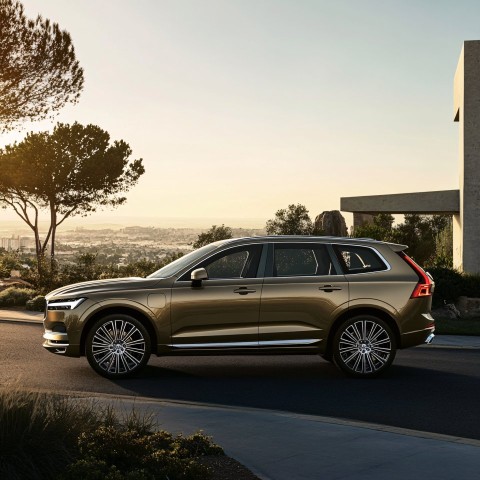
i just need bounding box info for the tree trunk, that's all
[50,201,57,272]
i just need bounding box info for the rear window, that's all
[333,245,388,274]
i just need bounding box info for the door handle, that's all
[318,285,342,293]
[233,287,257,295]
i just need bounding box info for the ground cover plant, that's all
[0,286,36,307]
[0,389,228,480]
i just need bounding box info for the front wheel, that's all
[86,314,151,379]
[333,315,396,378]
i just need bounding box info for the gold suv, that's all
[43,236,435,379]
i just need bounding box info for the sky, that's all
[2,0,480,229]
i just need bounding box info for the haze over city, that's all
[2,0,480,229]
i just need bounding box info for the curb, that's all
[0,317,43,325]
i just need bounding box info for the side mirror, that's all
[191,268,208,287]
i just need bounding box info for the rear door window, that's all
[273,244,335,277]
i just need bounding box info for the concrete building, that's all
[341,41,480,274]
[0,235,29,251]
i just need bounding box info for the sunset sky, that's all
[2,0,480,228]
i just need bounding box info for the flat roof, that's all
[340,189,459,214]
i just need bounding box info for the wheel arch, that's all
[80,306,158,356]
[324,307,400,359]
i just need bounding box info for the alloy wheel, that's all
[334,317,395,377]
[86,315,150,378]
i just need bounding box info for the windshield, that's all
[147,243,220,278]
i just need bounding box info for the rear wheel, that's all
[333,315,396,378]
[86,314,151,379]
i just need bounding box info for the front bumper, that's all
[43,330,69,354]
[42,307,83,357]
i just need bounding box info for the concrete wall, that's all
[340,41,480,274]
[454,41,480,274]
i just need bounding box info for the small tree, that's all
[0,122,144,285]
[353,213,452,266]
[0,249,22,278]
[0,0,84,130]
[352,213,395,242]
[193,224,233,248]
[266,204,313,235]
[434,220,453,268]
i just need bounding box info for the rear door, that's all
[259,243,349,347]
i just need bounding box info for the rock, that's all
[456,296,480,318]
[314,210,348,237]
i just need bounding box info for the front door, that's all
[170,244,265,349]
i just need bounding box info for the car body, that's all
[43,236,435,378]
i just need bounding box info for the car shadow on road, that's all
[105,350,480,440]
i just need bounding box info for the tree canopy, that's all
[352,213,452,266]
[193,224,233,248]
[0,122,144,284]
[0,0,84,130]
[266,204,314,235]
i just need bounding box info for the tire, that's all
[333,315,396,378]
[86,314,151,379]
[321,353,333,363]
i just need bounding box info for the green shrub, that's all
[63,427,222,479]
[428,266,480,308]
[0,286,36,307]
[26,294,46,311]
[0,389,99,480]
[0,389,224,480]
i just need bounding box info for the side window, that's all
[178,244,263,281]
[273,244,334,277]
[334,245,388,274]
[206,250,249,279]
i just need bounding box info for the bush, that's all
[0,389,99,480]
[26,295,46,311]
[63,427,218,480]
[0,286,36,307]
[428,266,480,308]
[0,389,224,480]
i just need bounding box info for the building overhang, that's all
[340,190,460,215]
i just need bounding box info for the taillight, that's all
[399,252,433,298]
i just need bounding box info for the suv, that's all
[43,236,435,379]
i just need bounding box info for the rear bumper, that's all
[400,313,436,348]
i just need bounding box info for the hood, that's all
[46,277,161,300]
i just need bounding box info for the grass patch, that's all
[0,388,224,480]
[433,314,480,336]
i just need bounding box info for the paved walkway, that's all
[86,394,480,480]
[2,308,480,479]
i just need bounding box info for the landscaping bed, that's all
[432,309,480,336]
[0,389,259,480]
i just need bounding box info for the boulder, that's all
[314,210,348,237]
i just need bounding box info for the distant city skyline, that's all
[2,0,479,229]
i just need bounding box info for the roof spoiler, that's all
[386,242,408,252]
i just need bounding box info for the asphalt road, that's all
[2,322,480,440]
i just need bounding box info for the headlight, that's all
[47,298,86,310]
